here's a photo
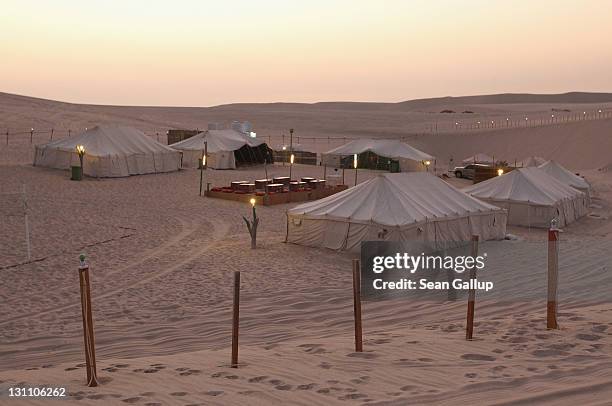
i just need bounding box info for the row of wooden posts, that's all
[75,228,560,387]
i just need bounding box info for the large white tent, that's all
[33,125,181,177]
[286,172,507,252]
[321,139,434,172]
[170,129,268,169]
[462,153,494,164]
[463,168,588,228]
[538,160,591,199]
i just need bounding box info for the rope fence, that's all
[2,108,611,148]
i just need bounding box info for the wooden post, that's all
[78,255,98,386]
[547,227,559,329]
[352,259,363,352]
[231,271,241,367]
[5,130,8,145]
[466,235,479,340]
[30,128,34,143]
[50,128,54,140]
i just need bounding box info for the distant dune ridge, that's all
[1,91,612,169]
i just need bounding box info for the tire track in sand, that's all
[0,216,231,326]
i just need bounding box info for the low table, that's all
[266,183,284,193]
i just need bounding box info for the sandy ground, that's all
[1,127,612,404]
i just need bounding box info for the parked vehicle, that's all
[453,163,491,179]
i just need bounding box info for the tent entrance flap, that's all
[234,144,273,167]
[339,151,399,171]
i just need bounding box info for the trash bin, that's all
[71,165,83,181]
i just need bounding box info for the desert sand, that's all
[1,93,612,405]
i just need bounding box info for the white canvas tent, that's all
[538,160,591,200]
[517,156,546,167]
[33,125,181,177]
[321,139,434,172]
[170,129,268,169]
[287,172,507,252]
[463,153,494,164]
[463,168,588,228]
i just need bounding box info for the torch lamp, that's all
[243,198,259,249]
[353,154,358,186]
[76,144,85,170]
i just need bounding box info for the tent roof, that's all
[38,125,177,156]
[538,160,590,190]
[463,153,494,164]
[170,129,265,152]
[288,172,503,227]
[323,139,433,161]
[463,167,583,206]
[517,156,547,167]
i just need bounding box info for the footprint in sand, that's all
[296,383,317,390]
[179,369,202,376]
[143,369,159,373]
[298,343,328,354]
[144,403,161,406]
[319,362,332,369]
[338,393,368,400]
[170,392,188,396]
[531,349,569,357]
[591,325,608,333]
[346,352,378,359]
[275,384,293,391]
[576,333,602,341]
[64,367,78,371]
[211,372,239,379]
[203,391,224,396]
[464,373,477,378]
[122,397,142,403]
[461,354,496,361]
[369,338,391,345]
[248,376,268,383]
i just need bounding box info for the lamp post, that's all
[289,153,295,180]
[497,168,504,176]
[423,160,431,172]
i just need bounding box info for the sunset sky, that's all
[2,0,611,106]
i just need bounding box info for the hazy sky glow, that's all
[2,0,612,106]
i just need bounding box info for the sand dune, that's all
[2,91,612,170]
